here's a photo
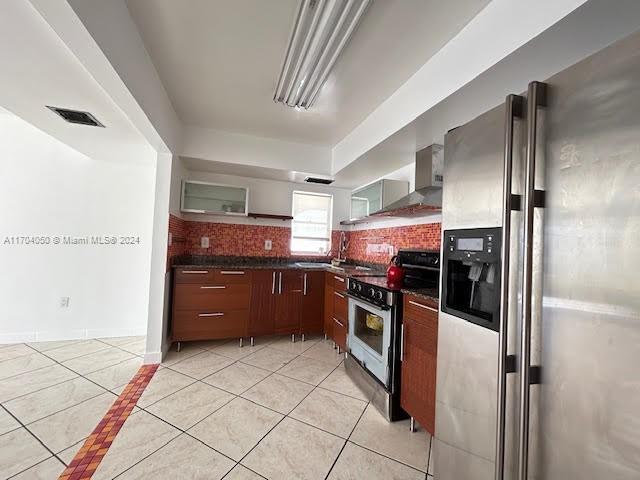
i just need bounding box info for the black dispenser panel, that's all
[442,227,502,331]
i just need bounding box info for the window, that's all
[291,191,333,254]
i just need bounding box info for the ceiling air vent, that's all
[304,176,334,185]
[46,106,104,127]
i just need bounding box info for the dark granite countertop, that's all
[171,255,385,277]
[401,288,440,305]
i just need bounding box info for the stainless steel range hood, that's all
[376,144,443,214]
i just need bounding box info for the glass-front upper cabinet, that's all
[181,180,248,216]
[350,179,408,220]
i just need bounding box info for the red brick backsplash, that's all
[167,215,441,267]
[346,223,442,265]
[167,214,187,270]
[186,220,293,257]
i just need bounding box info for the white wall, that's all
[0,113,156,343]
[181,168,352,230]
[144,153,173,364]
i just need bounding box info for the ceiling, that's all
[125,0,490,146]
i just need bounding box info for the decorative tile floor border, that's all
[58,364,159,480]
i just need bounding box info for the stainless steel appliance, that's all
[345,250,440,421]
[435,31,640,480]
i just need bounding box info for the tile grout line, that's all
[107,341,326,480]
[0,343,41,364]
[4,386,111,429]
[323,396,371,480]
[86,338,327,479]
[0,344,142,405]
[0,403,68,476]
[6,337,429,478]
[232,350,346,475]
[57,363,159,480]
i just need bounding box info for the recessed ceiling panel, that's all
[125,0,490,145]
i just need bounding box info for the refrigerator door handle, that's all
[518,81,547,480]
[495,93,524,480]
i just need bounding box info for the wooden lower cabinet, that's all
[324,272,348,349]
[173,267,326,344]
[171,267,251,343]
[274,270,303,334]
[323,273,334,339]
[332,316,347,351]
[301,271,324,336]
[400,294,438,435]
[173,310,248,341]
[248,270,276,337]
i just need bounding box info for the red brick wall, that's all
[345,223,442,265]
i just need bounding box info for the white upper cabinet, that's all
[181,180,248,215]
[350,179,408,219]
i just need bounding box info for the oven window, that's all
[354,304,384,355]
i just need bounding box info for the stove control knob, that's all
[357,284,363,292]
[375,290,384,300]
[368,287,376,298]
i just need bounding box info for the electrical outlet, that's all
[60,297,70,308]
[201,236,210,248]
[168,232,173,246]
[388,245,395,255]
[264,239,272,251]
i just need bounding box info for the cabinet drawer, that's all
[332,274,347,292]
[173,310,248,340]
[175,268,216,284]
[333,316,347,350]
[174,283,250,310]
[213,269,252,284]
[404,295,439,323]
[333,290,348,321]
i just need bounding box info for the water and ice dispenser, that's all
[442,227,502,331]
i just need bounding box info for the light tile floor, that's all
[0,335,434,479]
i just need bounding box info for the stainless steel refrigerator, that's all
[434,30,640,480]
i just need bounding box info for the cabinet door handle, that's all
[200,285,226,289]
[334,276,345,282]
[220,270,245,275]
[334,292,345,299]
[333,317,344,328]
[278,272,282,294]
[303,273,307,295]
[292,289,302,293]
[198,312,224,317]
[272,271,276,295]
[408,300,438,313]
[400,324,405,361]
[182,270,208,274]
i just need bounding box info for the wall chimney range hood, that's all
[376,144,443,214]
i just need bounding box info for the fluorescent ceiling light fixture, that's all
[274,0,371,109]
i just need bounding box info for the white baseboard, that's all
[143,351,163,364]
[0,328,146,345]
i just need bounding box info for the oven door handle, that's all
[344,292,390,311]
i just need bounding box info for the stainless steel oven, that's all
[348,296,392,387]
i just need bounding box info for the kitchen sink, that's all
[294,262,332,268]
